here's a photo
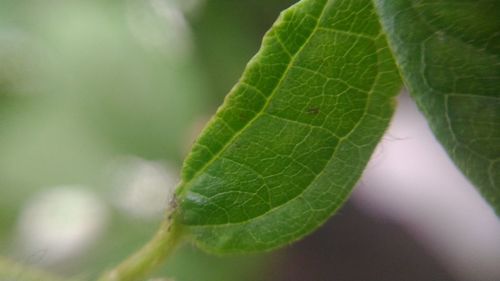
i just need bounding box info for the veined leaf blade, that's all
[374,0,500,214]
[177,0,402,253]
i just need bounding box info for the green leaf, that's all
[176,0,401,253]
[374,0,500,214]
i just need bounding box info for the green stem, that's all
[98,200,184,281]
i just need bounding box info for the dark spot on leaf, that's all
[307,107,320,115]
[239,113,246,121]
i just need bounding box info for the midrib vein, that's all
[180,0,329,189]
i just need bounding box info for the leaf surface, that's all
[177,0,402,253]
[374,0,500,214]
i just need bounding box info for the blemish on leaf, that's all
[306,106,320,115]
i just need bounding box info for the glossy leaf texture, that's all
[176,0,402,253]
[374,0,500,214]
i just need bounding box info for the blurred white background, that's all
[355,92,500,281]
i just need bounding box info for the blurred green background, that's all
[2,1,490,281]
[0,0,294,280]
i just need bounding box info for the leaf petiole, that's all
[98,199,184,281]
